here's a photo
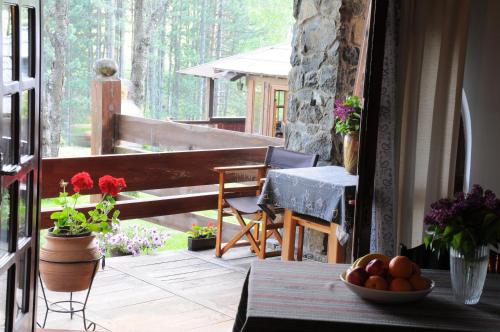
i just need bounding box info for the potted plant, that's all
[424,185,500,304]
[39,172,126,292]
[187,222,216,251]
[334,96,362,175]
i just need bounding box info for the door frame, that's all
[0,0,41,330]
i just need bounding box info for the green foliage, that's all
[50,191,119,236]
[334,96,362,135]
[424,212,500,259]
[43,0,294,149]
[186,223,216,239]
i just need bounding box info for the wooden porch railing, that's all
[176,117,246,132]
[40,147,268,229]
[115,114,281,153]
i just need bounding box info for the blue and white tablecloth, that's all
[257,166,357,245]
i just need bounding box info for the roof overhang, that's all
[178,43,291,80]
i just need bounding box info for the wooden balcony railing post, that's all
[91,61,121,155]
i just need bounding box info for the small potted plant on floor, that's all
[40,172,126,292]
[187,222,216,251]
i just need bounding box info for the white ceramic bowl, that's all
[340,271,435,304]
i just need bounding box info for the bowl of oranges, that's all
[340,253,434,303]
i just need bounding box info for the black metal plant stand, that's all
[37,256,102,331]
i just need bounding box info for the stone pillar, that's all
[286,0,368,261]
[287,0,342,165]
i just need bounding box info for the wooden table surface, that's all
[235,261,500,332]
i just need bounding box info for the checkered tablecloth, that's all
[234,261,500,332]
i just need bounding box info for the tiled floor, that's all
[37,247,256,332]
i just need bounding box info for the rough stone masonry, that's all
[286,0,368,261]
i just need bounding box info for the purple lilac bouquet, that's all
[333,95,362,135]
[97,223,170,256]
[424,185,500,257]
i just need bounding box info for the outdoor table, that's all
[233,261,500,332]
[257,166,357,259]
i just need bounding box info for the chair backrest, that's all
[264,146,319,169]
[400,243,449,270]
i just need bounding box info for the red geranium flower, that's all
[71,172,94,193]
[98,175,127,196]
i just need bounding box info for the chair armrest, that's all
[213,164,267,173]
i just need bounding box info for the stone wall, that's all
[287,0,343,165]
[286,0,368,261]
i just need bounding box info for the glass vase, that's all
[449,245,489,304]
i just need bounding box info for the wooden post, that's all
[206,78,214,119]
[91,78,121,155]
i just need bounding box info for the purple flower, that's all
[424,184,500,227]
[334,99,356,122]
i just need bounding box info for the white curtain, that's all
[396,0,470,247]
[371,0,471,253]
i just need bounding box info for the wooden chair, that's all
[400,243,449,269]
[401,244,500,274]
[489,251,500,273]
[293,213,344,263]
[291,197,355,263]
[214,146,318,258]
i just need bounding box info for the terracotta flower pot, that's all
[39,232,100,292]
[344,132,360,175]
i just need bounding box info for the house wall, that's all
[462,0,500,194]
[245,75,288,136]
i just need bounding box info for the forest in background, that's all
[42,0,294,156]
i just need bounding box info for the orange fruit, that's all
[364,276,388,290]
[411,262,421,276]
[389,278,413,292]
[409,275,431,291]
[389,256,413,279]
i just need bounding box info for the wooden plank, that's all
[40,189,256,229]
[117,114,282,150]
[40,192,220,229]
[41,147,267,198]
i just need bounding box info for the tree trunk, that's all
[105,0,115,59]
[96,6,102,59]
[213,0,223,116]
[198,0,208,117]
[130,0,170,109]
[130,0,147,107]
[115,0,125,76]
[42,0,68,157]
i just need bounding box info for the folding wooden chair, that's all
[214,146,318,258]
